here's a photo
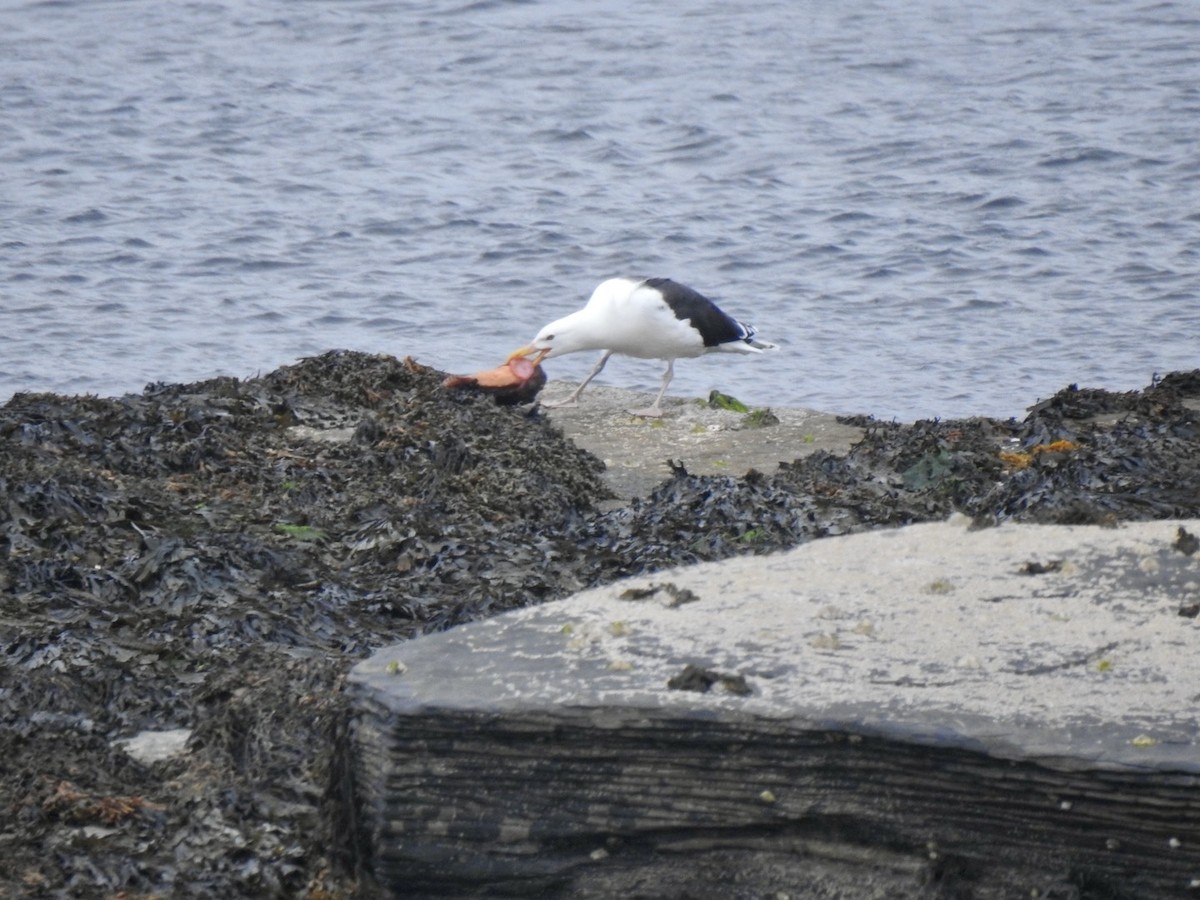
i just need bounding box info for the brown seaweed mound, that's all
[574,371,1200,579]
[3,353,1200,897]
[1,351,608,898]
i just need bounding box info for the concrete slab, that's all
[538,382,864,500]
[350,517,1200,897]
[355,516,1199,770]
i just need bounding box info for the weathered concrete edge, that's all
[351,517,1200,774]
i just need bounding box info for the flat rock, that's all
[538,382,864,500]
[350,517,1200,898]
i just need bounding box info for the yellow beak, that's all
[507,346,551,365]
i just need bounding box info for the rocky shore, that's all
[2,351,1199,898]
[352,516,1200,898]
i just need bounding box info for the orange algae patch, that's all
[1034,440,1080,454]
[1000,440,1081,469]
[999,451,1032,469]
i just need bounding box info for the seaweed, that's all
[3,352,1200,896]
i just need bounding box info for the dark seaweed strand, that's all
[643,277,756,347]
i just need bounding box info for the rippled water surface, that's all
[2,0,1198,420]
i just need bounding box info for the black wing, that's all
[642,277,753,347]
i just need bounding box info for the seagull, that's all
[508,277,778,417]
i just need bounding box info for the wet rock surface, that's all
[3,352,1200,897]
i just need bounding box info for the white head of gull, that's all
[509,277,778,417]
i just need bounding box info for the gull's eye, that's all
[544,333,555,341]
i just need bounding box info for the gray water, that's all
[2,0,1198,421]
